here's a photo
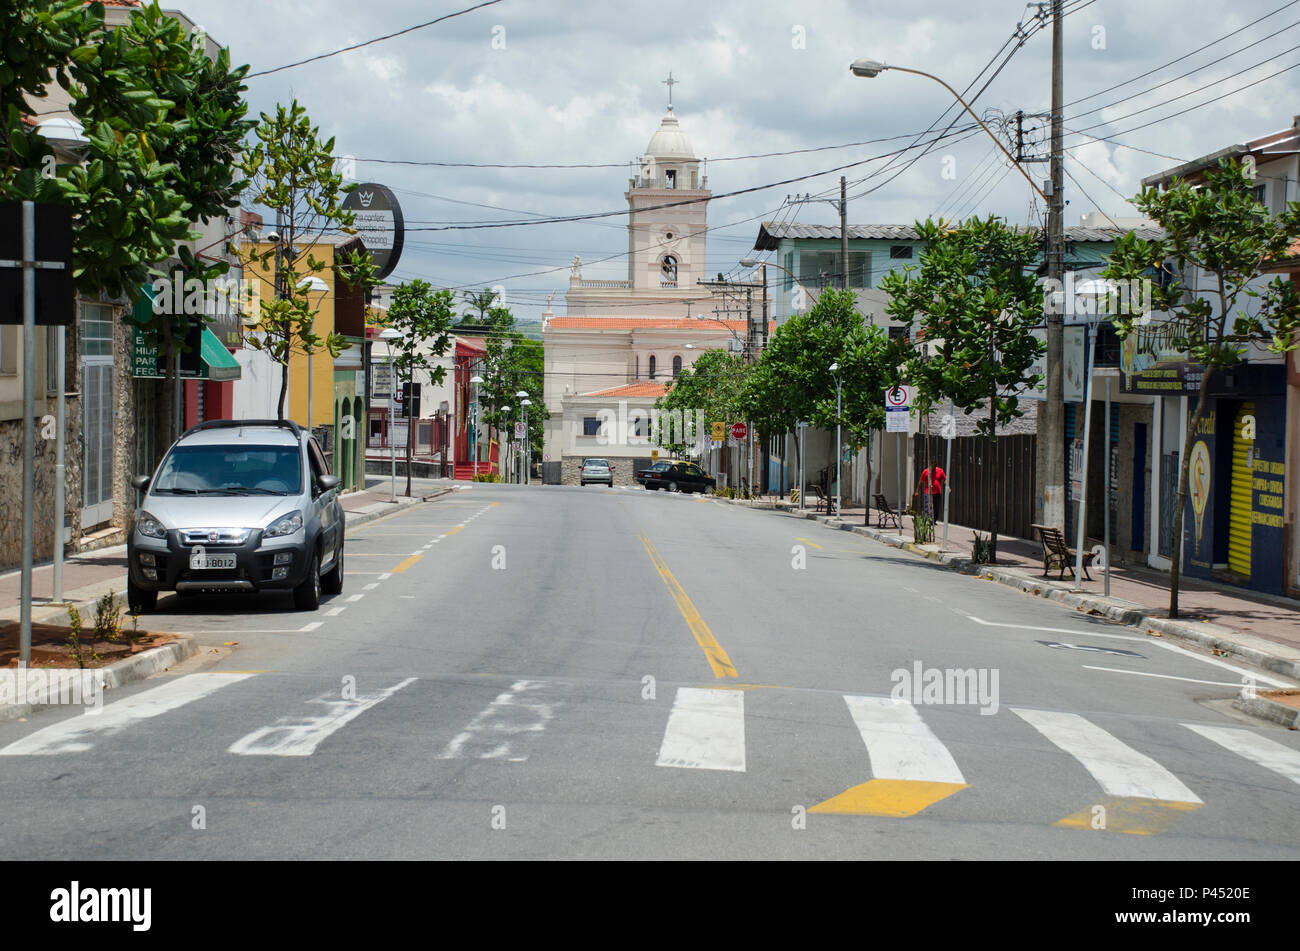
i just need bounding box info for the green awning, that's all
[199,326,241,381]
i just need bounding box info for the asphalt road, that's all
[1,483,1297,860]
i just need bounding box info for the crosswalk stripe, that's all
[228,678,416,757]
[1184,723,1300,787]
[438,680,559,762]
[843,696,966,784]
[0,674,254,756]
[1013,708,1201,803]
[656,687,745,771]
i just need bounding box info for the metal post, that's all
[388,348,396,502]
[835,378,842,517]
[798,422,805,512]
[896,430,902,516]
[522,405,528,485]
[1043,0,1067,529]
[20,201,35,667]
[1103,374,1112,597]
[840,176,849,291]
[1073,326,1095,589]
[941,425,953,552]
[53,325,66,602]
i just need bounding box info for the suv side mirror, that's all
[131,474,150,493]
[317,474,340,492]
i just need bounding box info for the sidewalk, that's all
[740,493,1300,686]
[0,484,452,627]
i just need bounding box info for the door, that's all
[80,302,115,527]
[308,437,340,569]
[1131,422,1147,552]
[1228,402,1254,578]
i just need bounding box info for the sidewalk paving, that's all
[739,494,1300,691]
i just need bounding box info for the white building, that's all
[542,103,749,485]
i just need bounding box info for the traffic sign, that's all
[711,421,725,441]
[885,385,912,408]
[514,421,525,439]
[731,422,748,440]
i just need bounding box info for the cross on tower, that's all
[662,71,678,111]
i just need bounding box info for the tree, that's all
[240,100,371,419]
[458,287,501,331]
[657,348,748,461]
[2,0,254,437]
[383,280,456,496]
[1102,159,1300,617]
[880,217,1044,562]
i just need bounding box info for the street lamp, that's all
[299,276,329,434]
[848,59,1047,201]
[379,327,401,501]
[469,373,484,476]
[519,396,532,485]
[829,362,842,517]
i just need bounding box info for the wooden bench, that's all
[873,494,902,530]
[1033,524,1095,581]
[806,482,830,514]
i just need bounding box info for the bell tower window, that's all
[661,256,678,286]
[665,168,676,189]
[649,355,658,379]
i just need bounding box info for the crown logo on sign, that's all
[358,190,374,208]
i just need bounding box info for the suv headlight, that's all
[264,510,304,538]
[136,511,167,539]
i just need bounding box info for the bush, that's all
[94,591,123,642]
[972,532,992,564]
[472,472,501,483]
[913,512,935,545]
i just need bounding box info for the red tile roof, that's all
[583,382,669,398]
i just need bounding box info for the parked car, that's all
[126,419,345,613]
[579,458,615,486]
[642,461,715,494]
[635,460,673,486]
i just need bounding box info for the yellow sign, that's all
[651,449,659,462]
[711,422,725,440]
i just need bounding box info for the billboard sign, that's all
[342,183,404,280]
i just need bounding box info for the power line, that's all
[247,0,505,78]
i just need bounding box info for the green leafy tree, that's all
[240,100,370,419]
[880,217,1044,562]
[2,0,253,437]
[1102,159,1300,617]
[657,348,749,462]
[384,280,456,496]
[458,287,501,331]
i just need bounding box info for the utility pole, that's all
[840,176,849,290]
[1042,0,1067,529]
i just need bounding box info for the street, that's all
[1,485,1296,860]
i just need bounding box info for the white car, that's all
[580,458,614,487]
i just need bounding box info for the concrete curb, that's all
[0,633,198,721]
[1232,694,1300,729]
[723,496,1300,684]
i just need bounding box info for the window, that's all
[46,326,61,396]
[661,256,677,285]
[798,250,869,288]
[649,355,657,379]
[888,326,910,343]
[583,416,601,436]
[665,168,677,189]
[80,302,115,526]
[629,414,650,438]
[889,245,913,259]
[0,325,15,375]
[672,355,682,377]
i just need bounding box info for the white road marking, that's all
[346,594,364,603]
[902,586,919,594]
[0,674,253,755]
[842,696,965,784]
[968,616,1295,688]
[439,680,559,762]
[228,678,416,756]
[324,606,345,617]
[1012,708,1201,802]
[655,687,745,772]
[299,621,322,632]
[378,573,392,580]
[410,549,423,556]
[924,596,942,603]
[1082,665,1244,688]
[1183,724,1300,787]
[363,583,379,591]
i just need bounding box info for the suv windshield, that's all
[152,444,303,495]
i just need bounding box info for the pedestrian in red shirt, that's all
[917,465,947,517]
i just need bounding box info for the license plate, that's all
[190,551,237,570]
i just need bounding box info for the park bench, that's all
[873,494,903,530]
[806,482,830,514]
[1033,524,1095,581]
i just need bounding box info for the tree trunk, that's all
[1169,368,1215,618]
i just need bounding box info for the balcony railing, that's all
[573,279,632,289]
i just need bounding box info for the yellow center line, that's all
[391,552,424,574]
[445,525,464,537]
[638,533,737,679]
[796,536,824,550]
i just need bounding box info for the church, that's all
[541,87,750,485]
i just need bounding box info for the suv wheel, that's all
[668,480,679,493]
[127,578,157,614]
[322,542,344,595]
[293,549,321,610]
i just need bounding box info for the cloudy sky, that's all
[182,0,1300,319]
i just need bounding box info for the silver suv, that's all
[127,420,344,613]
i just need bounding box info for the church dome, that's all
[645,108,695,161]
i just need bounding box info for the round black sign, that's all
[342,182,404,280]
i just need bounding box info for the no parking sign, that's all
[885,385,912,433]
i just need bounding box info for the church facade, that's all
[541,103,744,485]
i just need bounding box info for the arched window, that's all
[649,355,657,379]
[661,256,678,285]
[672,355,682,377]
